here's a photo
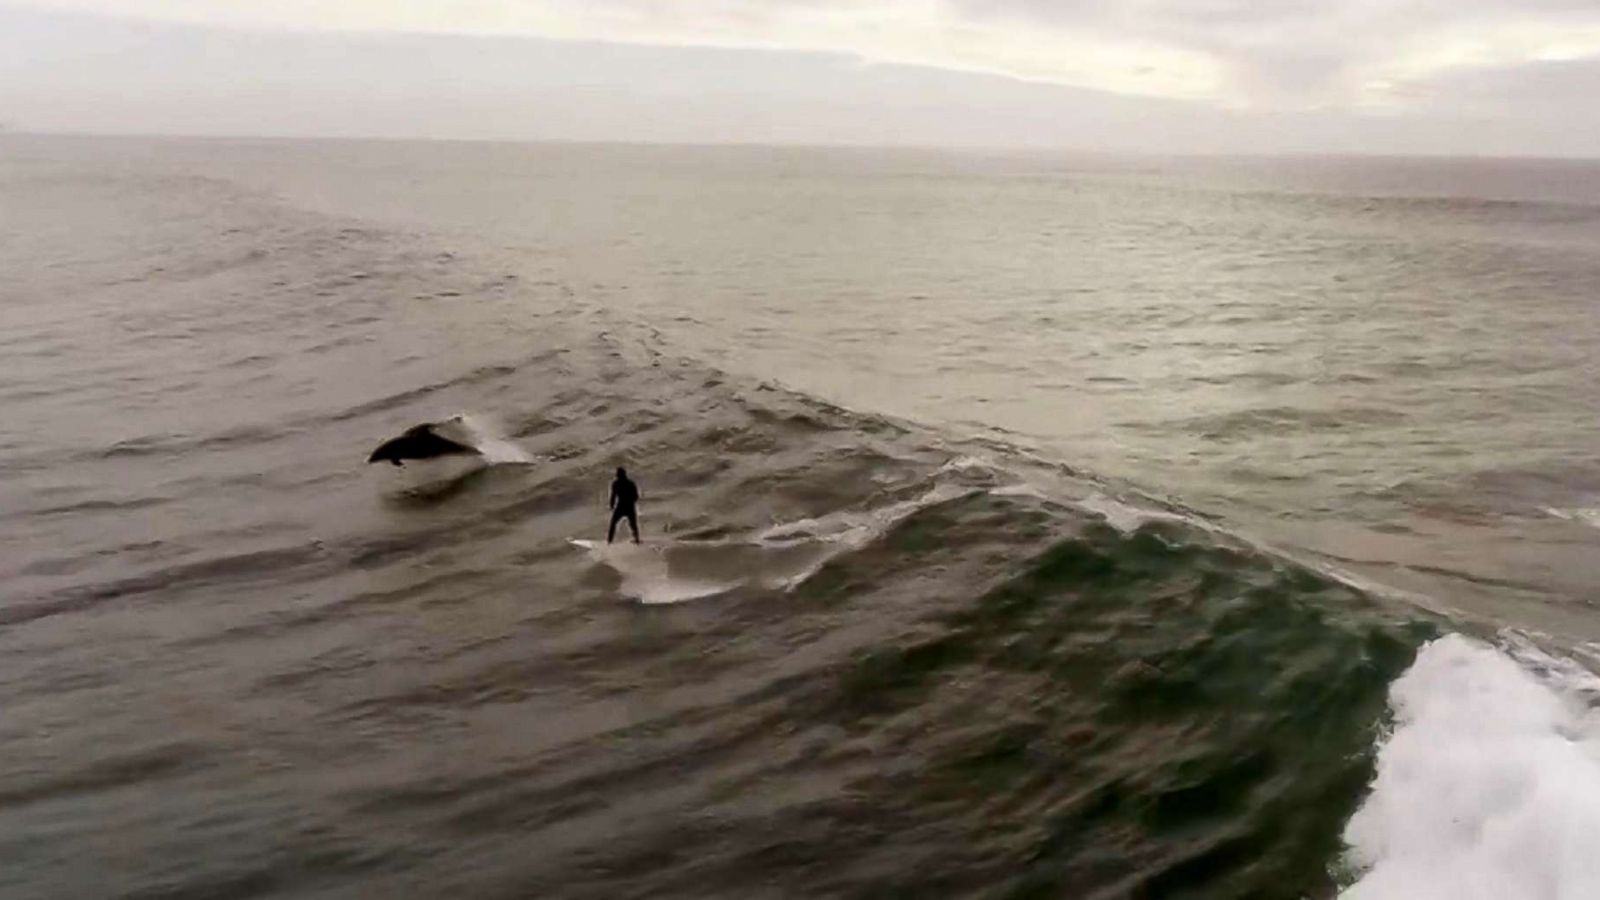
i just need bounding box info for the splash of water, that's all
[1340,634,1600,899]
[442,413,535,465]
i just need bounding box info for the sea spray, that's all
[451,413,535,464]
[1340,634,1600,899]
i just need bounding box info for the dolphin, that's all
[367,421,481,467]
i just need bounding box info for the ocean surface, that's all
[4,134,1600,898]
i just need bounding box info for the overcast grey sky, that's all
[4,1,1600,154]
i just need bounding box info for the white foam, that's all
[990,482,1049,500]
[1339,633,1600,899]
[1542,506,1600,530]
[752,484,967,587]
[935,455,995,475]
[1075,491,1188,534]
[568,539,731,605]
[758,484,967,545]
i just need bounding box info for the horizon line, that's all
[7,128,1600,165]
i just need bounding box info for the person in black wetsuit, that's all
[608,467,640,544]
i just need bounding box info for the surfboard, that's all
[569,538,645,551]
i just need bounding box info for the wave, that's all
[1156,405,1407,442]
[1340,634,1600,899]
[1544,506,1600,530]
[766,498,1433,897]
[570,483,974,604]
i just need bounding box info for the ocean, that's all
[4,134,1600,898]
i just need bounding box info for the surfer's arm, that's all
[608,486,617,510]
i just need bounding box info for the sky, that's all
[3,1,1600,155]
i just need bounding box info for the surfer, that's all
[608,467,641,544]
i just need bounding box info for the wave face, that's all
[4,137,1600,898]
[782,515,1427,898]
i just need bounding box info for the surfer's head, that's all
[616,467,627,480]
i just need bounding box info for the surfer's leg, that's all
[608,509,621,543]
[627,509,639,543]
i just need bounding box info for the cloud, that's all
[19,0,1600,113]
[5,1,1600,153]
[953,0,1600,109]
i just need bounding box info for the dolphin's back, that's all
[368,422,480,464]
